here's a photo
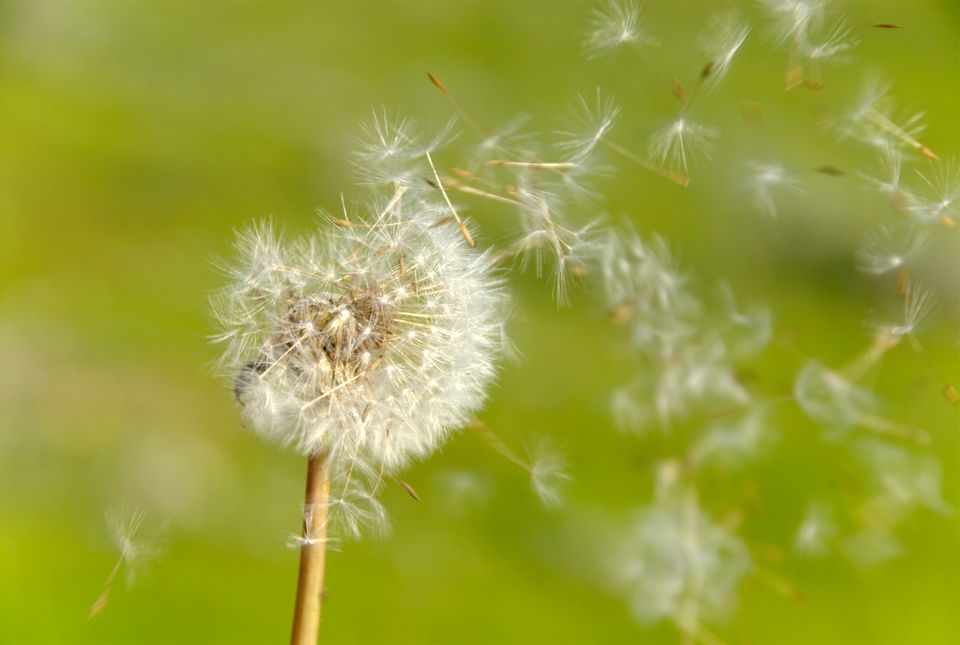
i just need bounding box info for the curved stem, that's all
[290,452,330,645]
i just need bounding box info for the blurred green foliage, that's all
[0,1,956,643]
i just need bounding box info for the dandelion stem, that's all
[290,452,331,645]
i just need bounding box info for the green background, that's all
[0,1,957,643]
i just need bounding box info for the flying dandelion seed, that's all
[870,281,937,339]
[584,0,657,59]
[608,490,751,634]
[697,12,751,87]
[558,90,621,163]
[747,161,803,218]
[761,0,829,46]
[856,225,928,275]
[648,118,719,174]
[794,361,876,437]
[912,159,960,224]
[89,507,163,619]
[528,440,572,508]
[799,19,857,64]
[794,501,838,557]
[842,78,935,159]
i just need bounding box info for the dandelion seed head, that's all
[212,199,507,479]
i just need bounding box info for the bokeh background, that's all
[1,1,957,643]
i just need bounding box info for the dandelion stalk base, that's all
[290,452,330,645]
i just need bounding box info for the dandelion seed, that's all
[529,441,572,508]
[467,113,532,168]
[793,501,837,556]
[353,111,458,186]
[584,0,657,58]
[860,143,918,211]
[611,386,648,434]
[870,281,937,339]
[856,225,928,274]
[794,361,875,437]
[558,90,621,163]
[747,161,803,218]
[648,118,719,173]
[718,284,773,357]
[691,407,772,469]
[799,19,857,63]
[90,506,163,618]
[912,159,960,225]
[698,12,751,87]
[761,0,828,46]
[508,188,602,305]
[856,440,953,516]
[608,494,751,630]
[842,529,901,566]
[843,78,935,158]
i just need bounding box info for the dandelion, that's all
[584,0,657,59]
[856,225,928,274]
[648,118,719,174]
[211,186,506,642]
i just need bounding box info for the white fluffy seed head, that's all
[211,200,507,475]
